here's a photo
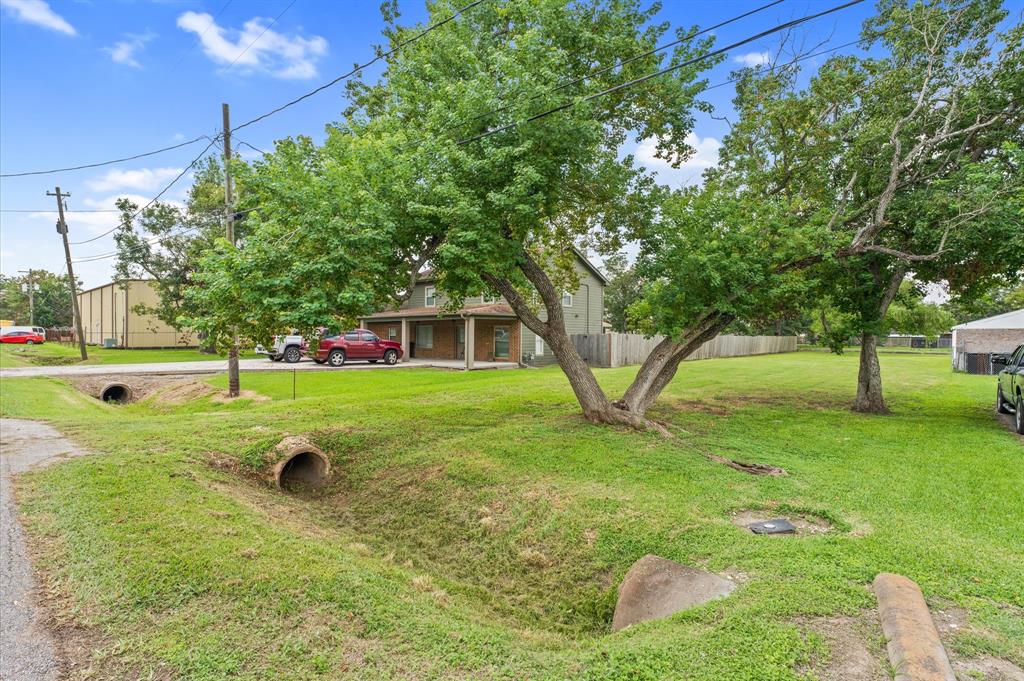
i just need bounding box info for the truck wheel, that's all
[384,349,399,365]
[997,385,1012,414]
[284,346,302,363]
[268,355,278,362]
[328,349,346,367]
[1016,395,1024,435]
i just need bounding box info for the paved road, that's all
[1,419,90,681]
[0,357,411,379]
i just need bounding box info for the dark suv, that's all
[314,329,402,367]
[994,343,1024,434]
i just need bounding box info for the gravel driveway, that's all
[1,419,90,681]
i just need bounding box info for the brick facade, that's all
[364,318,520,361]
[473,319,520,361]
[366,322,401,344]
[956,328,1024,355]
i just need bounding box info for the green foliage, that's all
[633,0,1022,355]
[603,254,643,333]
[0,270,78,327]
[190,0,720,346]
[886,282,956,341]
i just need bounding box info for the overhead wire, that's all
[0,135,214,179]
[225,0,299,70]
[458,0,866,144]
[56,1,870,264]
[68,135,222,245]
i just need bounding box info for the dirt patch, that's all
[795,614,887,681]
[661,398,732,416]
[730,509,833,535]
[210,389,268,403]
[707,453,787,476]
[954,656,1024,680]
[70,374,196,403]
[151,380,217,404]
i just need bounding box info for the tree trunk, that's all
[228,345,240,397]
[851,266,904,414]
[853,332,887,413]
[484,257,657,431]
[616,312,733,415]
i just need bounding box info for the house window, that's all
[534,335,544,356]
[425,286,436,307]
[562,291,573,307]
[494,326,510,359]
[388,326,397,341]
[416,324,433,348]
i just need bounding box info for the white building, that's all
[951,308,1024,374]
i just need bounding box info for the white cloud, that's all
[633,133,722,189]
[176,11,327,79]
[733,51,771,68]
[85,167,184,193]
[104,32,155,68]
[1,0,75,35]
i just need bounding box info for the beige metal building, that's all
[77,280,195,348]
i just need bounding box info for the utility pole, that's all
[223,102,240,397]
[48,187,88,360]
[17,269,34,324]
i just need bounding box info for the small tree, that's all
[113,158,227,347]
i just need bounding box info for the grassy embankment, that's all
[1,351,1020,679]
[0,342,257,368]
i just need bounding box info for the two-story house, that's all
[360,250,607,369]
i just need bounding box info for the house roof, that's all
[952,308,1024,330]
[364,303,517,320]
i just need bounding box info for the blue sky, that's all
[0,0,963,288]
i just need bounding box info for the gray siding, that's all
[401,283,481,310]
[520,260,605,367]
[401,257,606,367]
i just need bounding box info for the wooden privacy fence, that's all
[570,333,798,368]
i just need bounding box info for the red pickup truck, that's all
[314,329,402,367]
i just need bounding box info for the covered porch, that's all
[361,303,521,371]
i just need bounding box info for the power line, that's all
[168,0,234,72]
[0,0,485,179]
[1,209,120,213]
[459,0,866,144]
[68,135,222,245]
[225,0,298,70]
[232,0,490,132]
[0,135,213,178]
[459,0,785,130]
[236,139,269,155]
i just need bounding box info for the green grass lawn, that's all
[0,342,257,368]
[2,352,1020,679]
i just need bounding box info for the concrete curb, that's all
[873,573,956,681]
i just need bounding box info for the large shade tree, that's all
[634,0,1023,414]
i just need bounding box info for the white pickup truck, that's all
[255,334,307,363]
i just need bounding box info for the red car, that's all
[315,329,402,367]
[1,330,45,344]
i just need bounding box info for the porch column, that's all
[465,317,475,370]
[400,318,409,362]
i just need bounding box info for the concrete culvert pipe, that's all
[271,437,330,491]
[100,383,132,403]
